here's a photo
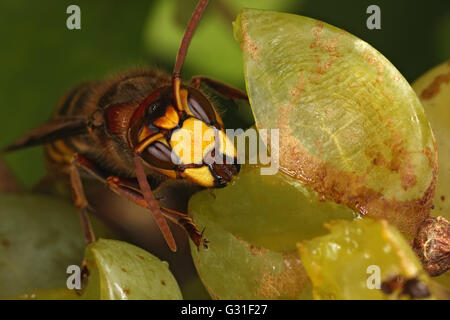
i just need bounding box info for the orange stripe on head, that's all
[153,105,179,129]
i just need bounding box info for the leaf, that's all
[0,194,85,299]
[298,219,438,300]
[234,9,437,236]
[16,239,183,300]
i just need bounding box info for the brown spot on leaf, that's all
[161,280,166,286]
[420,71,450,100]
[441,195,445,202]
[121,267,127,272]
[1,239,10,247]
[136,254,144,260]
[123,289,130,295]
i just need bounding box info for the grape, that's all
[0,194,84,299]
[412,61,450,288]
[412,61,450,221]
[16,239,183,300]
[233,9,436,236]
[81,239,182,300]
[15,288,82,300]
[298,219,439,299]
[0,194,182,299]
[192,165,354,252]
[189,169,315,299]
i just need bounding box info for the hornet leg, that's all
[70,155,96,245]
[107,176,208,249]
[190,75,249,103]
[71,154,208,249]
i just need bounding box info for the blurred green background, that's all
[0,0,449,186]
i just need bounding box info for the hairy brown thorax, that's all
[46,69,172,181]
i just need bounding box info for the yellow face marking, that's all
[170,118,215,165]
[153,105,179,129]
[182,166,215,187]
[157,168,177,179]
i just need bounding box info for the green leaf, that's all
[0,194,85,299]
[298,219,437,300]
[233,9,437,236]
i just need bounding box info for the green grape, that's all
[15,239,183,300]
[298,219,438,300]
[189,166,323,299]
[190,184,312,299]
[82,239,182,300]
[0,194,85,299]
[233,9,436,236]
[191,165,354,252]
[433,272,450,291]
[412,61,450,288]
[412,61,450,221]
[180,276,212,300]
[14,288,82,300]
